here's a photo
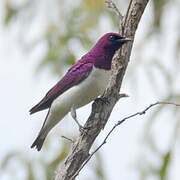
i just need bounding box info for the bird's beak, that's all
[117,37,132,43]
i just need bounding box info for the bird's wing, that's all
[29,61,93,114]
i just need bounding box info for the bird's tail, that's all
[31,109,50,151]
[31,105,68,151]
[31,134,46,151]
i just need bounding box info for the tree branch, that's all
[55,0,150,179]
[70,101,180,179]
[105,0,123,21]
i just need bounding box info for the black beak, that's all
[117,37,132,43]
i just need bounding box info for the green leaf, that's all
[4,1,18,25]
[26,162,36,180]
[45,142,69,180]
[159,151,171,180]
[65,53,76,66]
[93,151,106,180]
[152,0,167,31]
[0,151,20,169]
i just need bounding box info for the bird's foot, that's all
[72,118,88,135]
[71,106,87,133]
[79,125,89,135]
[95,97,110,105]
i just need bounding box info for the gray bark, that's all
[55,0,149,179]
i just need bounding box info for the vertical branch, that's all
[55,0,149,180]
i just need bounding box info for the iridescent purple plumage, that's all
[30,32,131,151]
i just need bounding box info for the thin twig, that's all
[61,135,74,143]
[71,101,180,179]
[105,0,123,21]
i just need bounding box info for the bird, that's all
[30,32,131,151]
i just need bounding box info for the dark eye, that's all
[109,35,117,41]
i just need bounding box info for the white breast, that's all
[52,67,111,111]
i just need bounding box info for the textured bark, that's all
[55,0,149,179]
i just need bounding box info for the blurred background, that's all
[0,0,180,179]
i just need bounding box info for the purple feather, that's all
[29,32,130,114]
[29,59,93,114]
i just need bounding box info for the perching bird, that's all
[30,32,131,151]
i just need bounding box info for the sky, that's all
[0,1,180,180]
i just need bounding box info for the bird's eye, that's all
[109,35,116,41]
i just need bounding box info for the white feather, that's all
[40,67,111,137]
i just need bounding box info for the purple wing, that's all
[29,61,93,114]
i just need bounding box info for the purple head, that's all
[88,32,131,70]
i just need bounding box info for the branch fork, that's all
[55,1,150,179]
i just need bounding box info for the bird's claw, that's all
[79,125,88,135]
[71,106,83,131]
[95,97,110,105]
[73,118,85,133]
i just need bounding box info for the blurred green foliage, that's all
[3,0,118,75]
[0,141,69,180]
[1,0,180,179]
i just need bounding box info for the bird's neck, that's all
[89,48,115,70]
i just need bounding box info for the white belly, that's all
[40,67,111,136]
[52,67,111,111]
